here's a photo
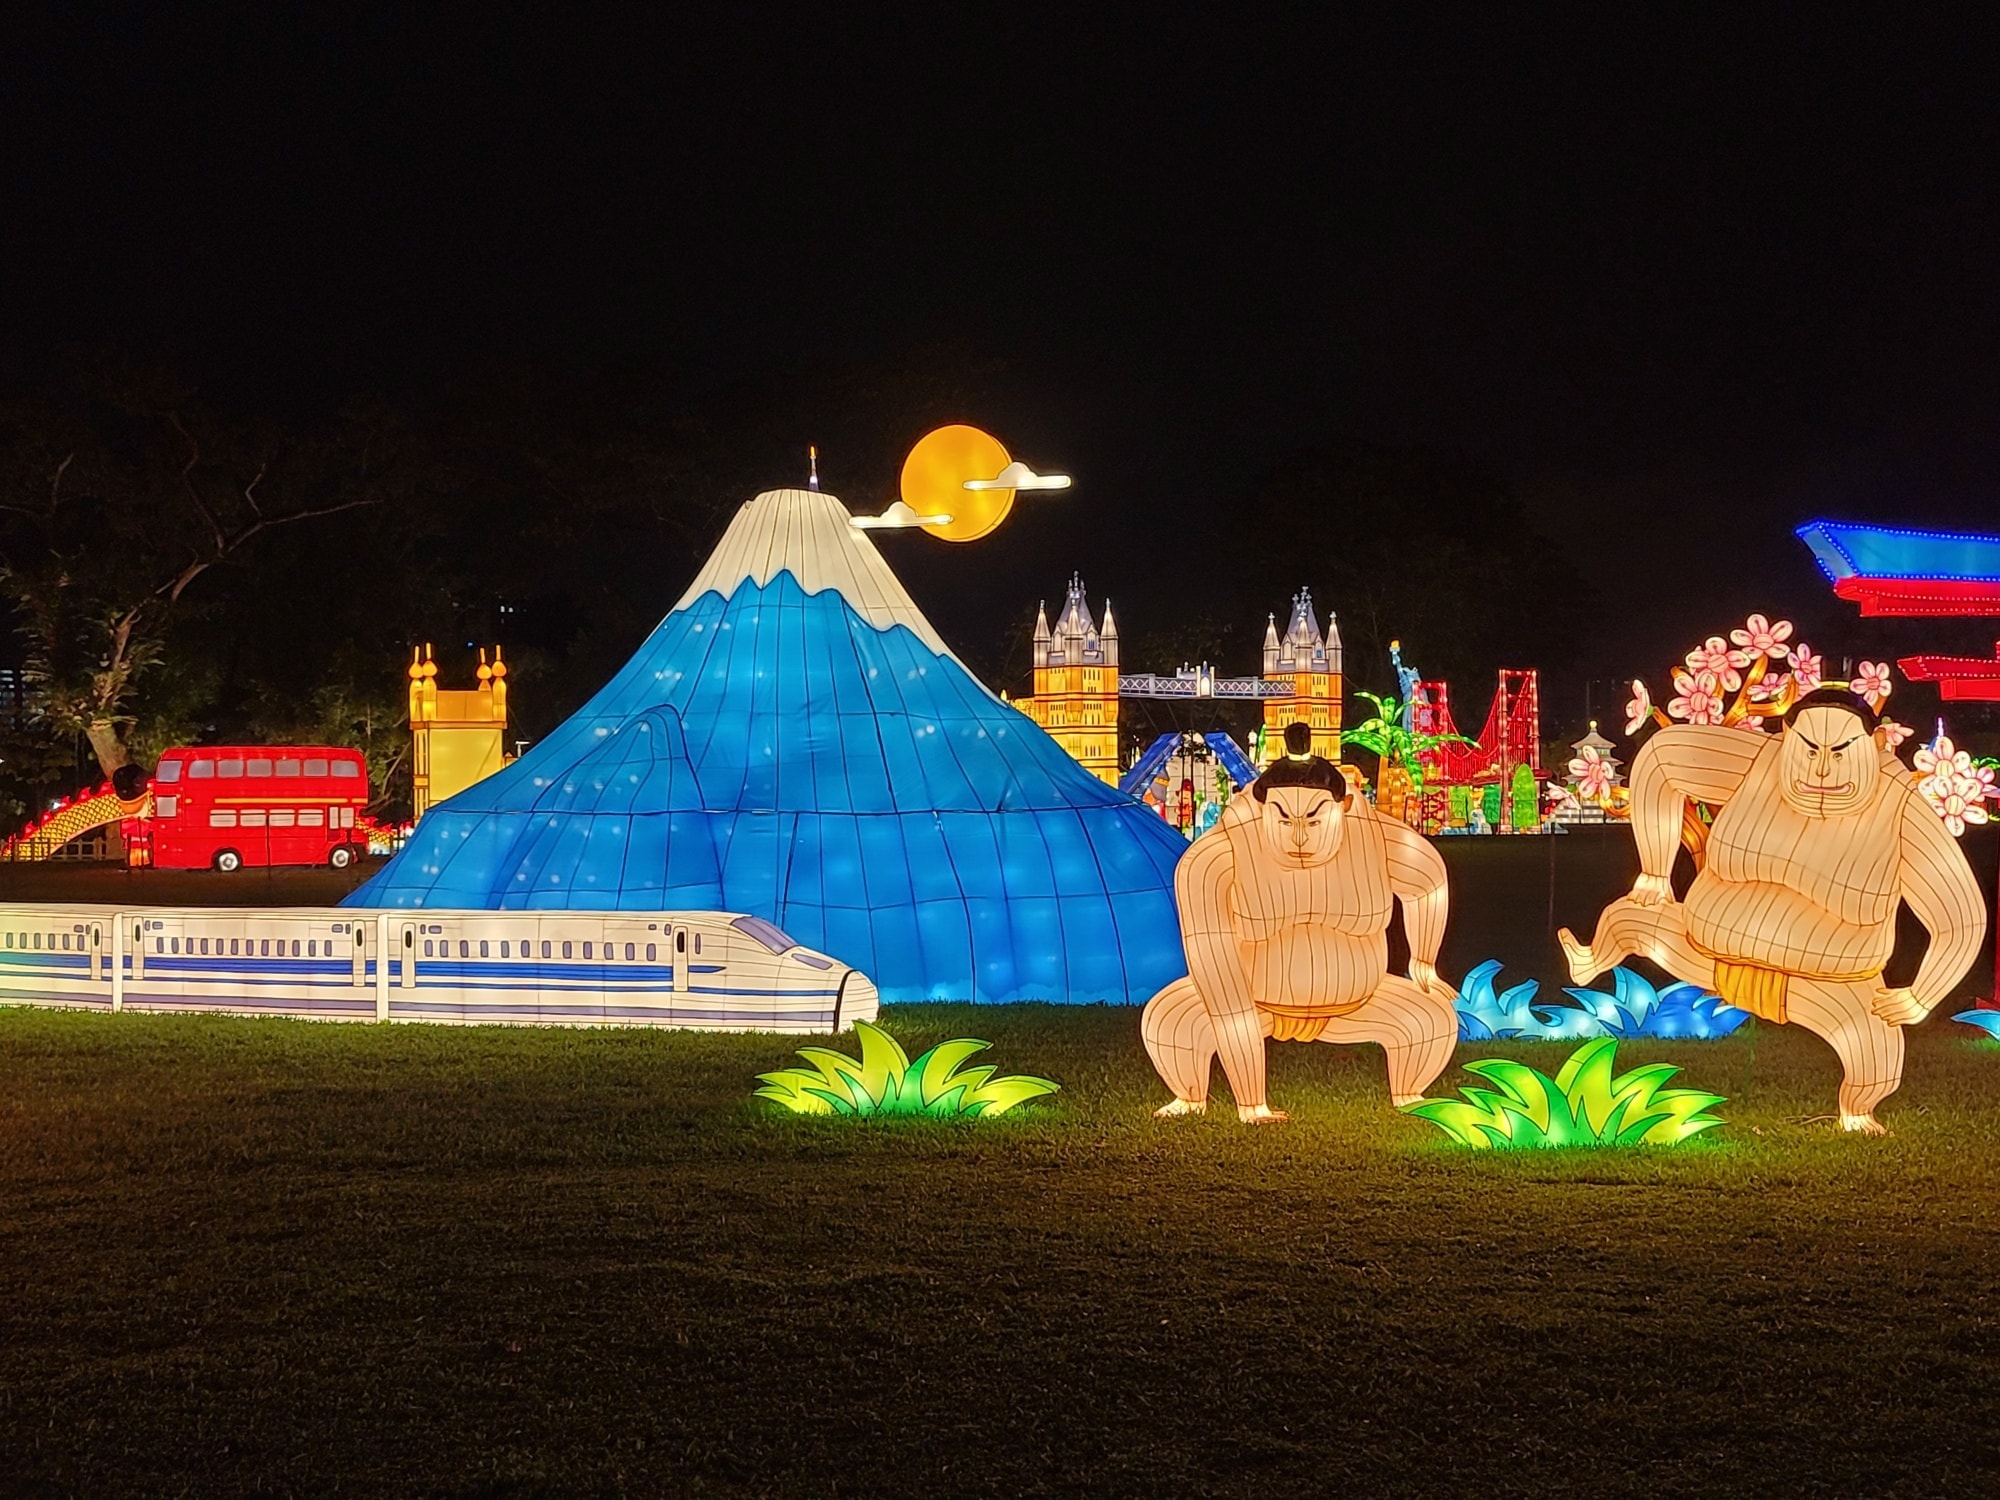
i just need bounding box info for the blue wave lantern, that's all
[1951,1009,2000,1040]
[1454,960,1748,1041]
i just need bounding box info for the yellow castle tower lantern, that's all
[409,644,513,820]
[1017,575,1121,783]
[1259,588,1342,765]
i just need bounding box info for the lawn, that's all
[5,1004,2000,1496]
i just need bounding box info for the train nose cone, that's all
[838,970,880,1028]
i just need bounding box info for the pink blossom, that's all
[1877,718,1914,750]
[1852,660,1894,709]
[1729,613,1794,662]
[1568,745,1617,802]
[1788,644,1823,692]
[1683,636,1744,692]
[1667,667,1725,726]
[1624,679,1653,736]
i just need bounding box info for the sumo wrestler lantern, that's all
[1143,722,1458,1123]
[1562,689,1987,1133]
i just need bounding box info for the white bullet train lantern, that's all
[0,905,879,1033]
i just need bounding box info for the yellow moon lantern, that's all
[900,425,1014,542]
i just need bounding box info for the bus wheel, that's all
[214,849,243,873]
[329,845,356,870]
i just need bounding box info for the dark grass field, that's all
[7,1004,2000,1496]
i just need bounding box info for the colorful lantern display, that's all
[1142,723,1458,1122]
[1562,686,1988,1133]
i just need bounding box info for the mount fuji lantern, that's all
[349,487,1190,1004]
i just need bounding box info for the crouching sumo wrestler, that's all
[1561,690,1987,1134]
[1143,722,1458,1123]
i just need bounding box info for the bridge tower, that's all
[1019,576,1121,783]
[1259,588,1342,765]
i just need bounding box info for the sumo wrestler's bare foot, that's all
[1390,1093,1426,1109]
[1154,1097,1207,1119]
[1841,1112,1888,1136]
[1237,1104,1289,1125]
[1557,927,1598,986]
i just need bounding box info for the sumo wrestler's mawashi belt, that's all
[1260,999,1368,1043]
[1688,939,1880,1025]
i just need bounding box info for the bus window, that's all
[247,758,272,776]
[304,757,329,777]
[241,810,266,827]
[187,760,214,779]
[210,810,238,828]
[298,809,324,827]
[270,810,295,828]
[276,758,301,777]
[155,760,183,783]
[331,760,360,779]
[218,758,244,778]
[155,795,178,817]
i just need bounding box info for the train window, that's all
[169,937,178,953]
[2,933,9,947]
[583,942,593,959]
[61,934,70,951]
[299,809,325,827]
[209,810,238,828]
[217,758,245,778]
[247,758,273,777]
[625,942,636,961]
[155,938,164,953]
[230,938,240,956]
[155,760,184,783]
[308,940,317,957]
[646,943,656,961]
[459,940,470,958]
[520,933,532,954]
[730,915,796,955]
[276,759,301,777]
[187,759,214,779]
[32,933,41,949]
[331,761,360,779]
[561,941,572,959]
[261,939,270,957]
[270,810,296,828]
[423,940,434,957]
[196,937,206,955]
[304,758,329,777]
[292,940,301,957]
[479,940,489,958]
[541,940,552,958]
[499,940,509,958]
[694,934,701,955]
[240,810,267,827]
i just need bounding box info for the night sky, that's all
[8,7,2000,724]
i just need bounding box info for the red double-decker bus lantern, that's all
[147,746,370,872]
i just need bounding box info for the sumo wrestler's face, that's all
[1258,784,1348,868]
[1780,704,1880,818]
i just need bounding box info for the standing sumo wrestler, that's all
[1561,689,1987,1133]
[1143,722,1459,1122]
